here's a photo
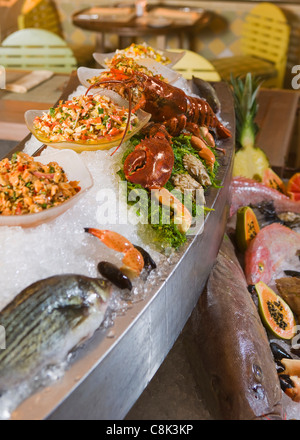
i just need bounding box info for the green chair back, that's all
[0,28,77,73]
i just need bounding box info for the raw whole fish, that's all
[245,223,300,286]
[230,177,300,217]
[183,235,284,420]
[0,274,111,392]
[191,76,221,114]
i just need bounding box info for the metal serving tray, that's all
[7,78,235,420]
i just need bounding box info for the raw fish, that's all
[244,223,300,285]
[191,76,221,114]
[230,177,300,217]
[0,274,111,392]
[183,236,284,420]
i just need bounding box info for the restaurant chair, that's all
[169,49,221,82]
[0,28,77,73]
[17,0,63,37]
[17,0,95,67]
[210,2,290,88]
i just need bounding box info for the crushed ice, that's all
[0,83,187,418]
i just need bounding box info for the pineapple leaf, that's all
[230,73,262,149]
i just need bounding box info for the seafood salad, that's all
[88,55,166,87]
[105,43,171,66]
[33,94,139,144]
[0,152,80,215]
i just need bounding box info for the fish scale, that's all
[0,274,111,392]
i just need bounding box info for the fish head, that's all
[82,278,112,310]
[58,276,112,326]
[245,245,272,285]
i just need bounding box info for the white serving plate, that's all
[0,150,93,228]
[25,89,151,153]
[78,58,181,89]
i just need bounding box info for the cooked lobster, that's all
[86,70,232,141]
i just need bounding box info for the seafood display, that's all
[0,43,236,419]
[0,275,111,392]
[0,152,81,216]
[2,39,300,422]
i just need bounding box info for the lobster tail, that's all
[187,96,231,139]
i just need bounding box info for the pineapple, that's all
[231,73,269,180]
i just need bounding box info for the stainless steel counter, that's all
[9,80,235,420]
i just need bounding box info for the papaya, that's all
[262,167,286,194]
[235,206,260,252]
[286,172,300,201]
[255,281,296,340]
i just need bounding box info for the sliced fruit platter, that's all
[0,44,235,420]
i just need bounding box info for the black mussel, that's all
[284,270,300,278]
[98,261,132,291]
[270,342,293,362]
[279,374,294,392]
[134,245,156,272]
[192,76,221,114]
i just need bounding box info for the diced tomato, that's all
[109,127,121,137]
[15,202,23,215]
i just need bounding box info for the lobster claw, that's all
[125,149,147,176]
[124,134,174,190]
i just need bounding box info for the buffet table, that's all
[1,72,235,420]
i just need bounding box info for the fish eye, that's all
[258,262,264,272]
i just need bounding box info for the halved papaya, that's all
[262,167,286,194]
[235,206,260,252]
[255,281,296,340]
[287,172,300,201]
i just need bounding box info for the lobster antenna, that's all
[84,78,134,156]
[111,85,133,156]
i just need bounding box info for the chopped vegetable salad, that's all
[106,43,170,65]
[33,94,138,144]
[0,152,81,215]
